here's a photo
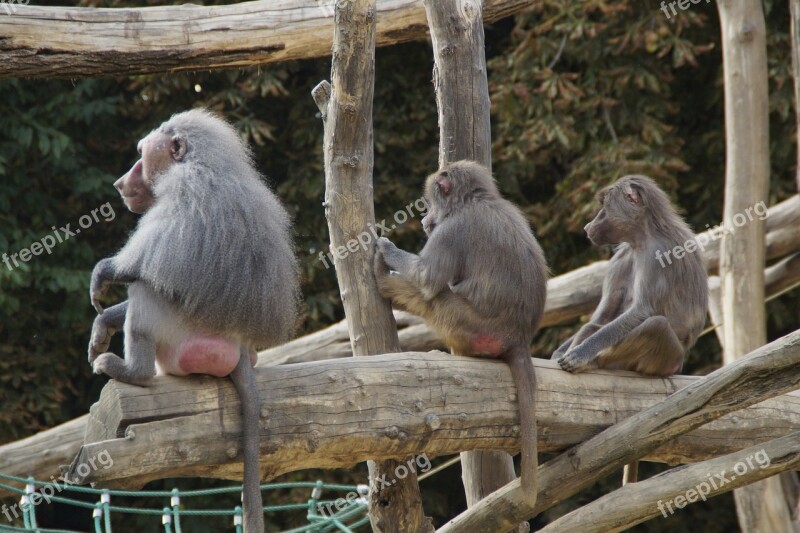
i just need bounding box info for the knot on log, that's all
[737,23,756,43]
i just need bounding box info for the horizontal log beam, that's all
[0,416,86,497]
[0,0,531,79]
[61,350,800,491]
[3,244,800,496]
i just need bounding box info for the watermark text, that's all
[2,202,116,272]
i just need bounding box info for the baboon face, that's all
[113,130,188,214]
[585,179,644,246]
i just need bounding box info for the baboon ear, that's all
[436,172,452,196]
[170,135,188,162]
[623,183,641,205]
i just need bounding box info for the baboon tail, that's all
[504,346,538,505]
[230,349,265,533]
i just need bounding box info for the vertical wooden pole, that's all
[311,1,432,531]
[792,0,800,191]
[716,2,796,531]
[422,1,528,530]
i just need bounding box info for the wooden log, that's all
[311,1,431,530]
[538,432,800,533]
[436,329,800,532]
[0,0,532,79]
[4,247,800,499]
[708,252,800,349]
[61,336,800,491]
[0,416,87,497]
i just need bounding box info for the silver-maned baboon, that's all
[89,109,300,533]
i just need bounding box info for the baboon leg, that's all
[88,301,128,364]
[598,316,684,377]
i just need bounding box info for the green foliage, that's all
[0,78,127,437]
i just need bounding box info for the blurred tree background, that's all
[1,0,798,530]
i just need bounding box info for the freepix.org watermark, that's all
[2,450,114,522]
[2,202,116,272]
[316,453,432,517]
[656,448,771,517]
[655,201,768,269]
[660,0,713,20]
[317,197,428,269]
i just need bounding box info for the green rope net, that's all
[0,473,368,533]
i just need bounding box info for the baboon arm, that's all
[90,257,137,313]
[552,334,576,360]
[569,308,646,358]
[377,237,458,299]
[591,281,627,325]
[100,300,128,329]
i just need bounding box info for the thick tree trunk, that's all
[716,2,796,532]
[421,1,526,528]
[311,1,431,531]
[0,0,532,79]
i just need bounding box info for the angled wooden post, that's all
[311,0,432,530]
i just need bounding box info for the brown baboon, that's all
[374,160,547,502]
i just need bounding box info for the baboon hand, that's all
[557,345,598,373]
[376,237,402,271]
[89,260,112,313]
[90,281,108,314]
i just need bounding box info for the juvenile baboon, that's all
[374,160,547,502]
[89,109,300,533]
[552,175,707,376]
